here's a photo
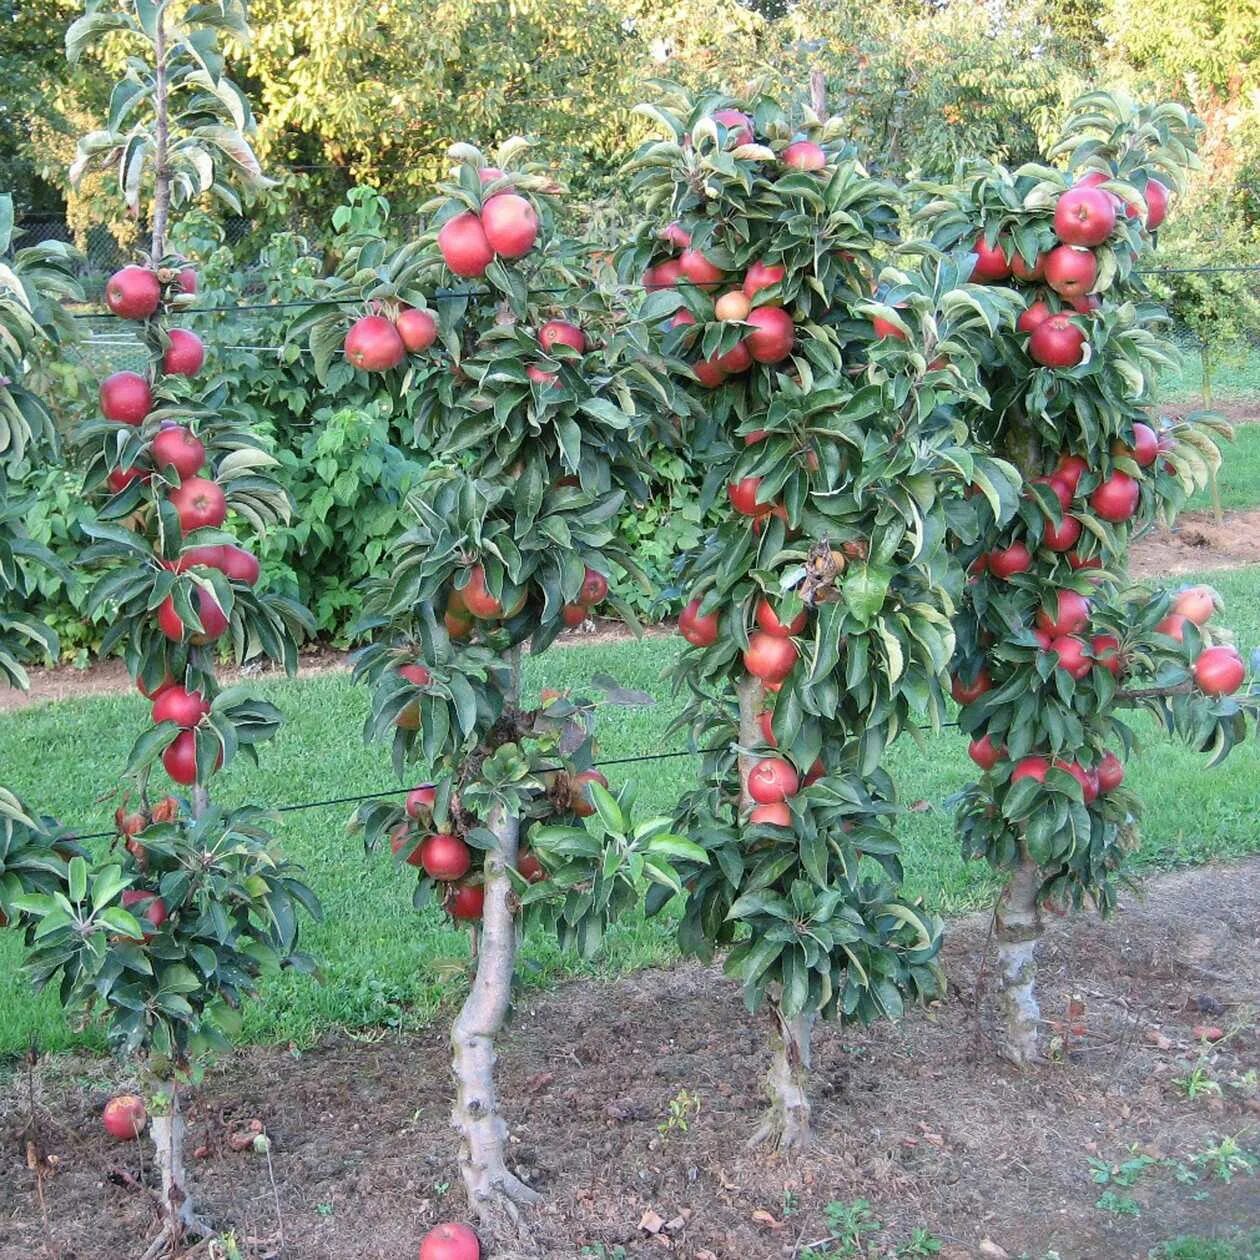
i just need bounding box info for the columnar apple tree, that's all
[914,92,1259,1064]
[13,5,319,1253]
[298,142,700,1234]
[619,86,1024,1149]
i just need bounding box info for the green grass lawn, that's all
[1186,421,1260,513]
[1165,341,1260,405]
[1,565,1258,1057]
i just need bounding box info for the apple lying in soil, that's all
[103,1095,148,1141]
[419,1221,481,1260]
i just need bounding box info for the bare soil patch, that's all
[3,860,1259,1260]
[1129,507,1260,578]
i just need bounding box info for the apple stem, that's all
[993,851,1043,1065]
[450,802,541,1231]
[736,674,816,1149]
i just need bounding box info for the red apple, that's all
[1029,314,1085,367]
[743,631,797,684]
[951,669,992,705]
[571,769,609,818]
[970,235,1010,282]
[152,426,205,479]
[968,733,1003,771]
[744,307,794,363]
[755,597,806,638]
[782,140,826,170]
[743,260,786,301]
[1193,645,1245,697]
[713,108,754,145]
[152,684,209,729]
[103,1095,148,1141]
[169,476,227,533]
[661,221,691,249]
[1054,186,1117,247]
[162,328,205,376]
[419,1221,481,1260]
[100,371,153,425]
[678,598,719,647]
[345,315,406,371]
[158,589,229,645]
[105,266,161,319]
[218,544,259,585]
[679,248,725,291]
[644,258,683,290]
[1172,585,1215,626]
[480,193,538,258]
[438,213,494,278]
[747,757,800,804]
[1097,751,1124,792]
[1055,454,1090,493]
[1089,470,1140,523]
[1035,590,1091,638]
[396,307,438,352]
[1043,246,1097,299]
[447,883,485,921]
[538,320,586,354]
[1011,755,1050,785]
[989,543,1032,580]
[728,476,771,517]
[1050,634,1091,680]
[1091,634,1123,677]
[420,833,472,881]
[1017,299,1053,334]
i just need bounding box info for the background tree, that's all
[913,92,1259,1063]
[618,84,1024,1148]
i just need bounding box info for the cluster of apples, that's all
[99,265,205,424]
[436,173,539,279]
[647,222,796,387]
[343,305,438,372]
[437,562,608,640]
[970,171,1171,368]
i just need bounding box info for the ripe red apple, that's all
[578,567,608,606]
[968,733,1003,770]
[747,757,799,804]
[108,466,147,493]
[345,315,405,371]
[390,824,424,867]
[969,235,1010,282]
[1043,246,1097,299]
[526,364,558,387]
[561,602,586,628]
[872,314,907,340]
[1097,751,1125,793]
[1054,186,1117,247]
[728,475,771,517]
[168,544,226,574]
[162,328,205,376]
[951,668,992,705]
[691,356,726,388]
[713,108,754,145]
[1071,293,1102,314]
[1156,612,1187,642]
[716,340,752,374]
[679,248,725,291]
[1011,755,1050,784]
[419,1221,481,1260]
[152,426,205,479]
[105,266,161,319]
[749,802,791,827]
[644,258,684,290]
[744,307,794,363]
[162,728,220,784]
[1113,421,1159,467]
[1193,645,1245,697]
[405,785,437,818]
[1089,470,1140,523]
[152,684,209,729]
[714,290,751,321]
[758,710,776,746]
[447,883,485,921]
[169,476,227,533]
[158,589,228,644]
[1173,585,1215,626]
[538,320,586,354]
[743,631,798,684]
[438,213,494,278]
[571,769,609,817]
[1055,453,1090,493]
[461,565,506,619]
[1042,513,1082,552]
[661,221,691,249]
[782,140,826,170]
[396,308,438,352]
[100,371,153,424]
[517,850,545,883]
[480,193,538,258]
[1050,634,1091,679]
[1091,634,1123,676]
[177,267,197,295]
[218,544,259,585]
[420,833,472,881]
[988,543,1032,580]
[1017,299,1053,334]
[1053,759,1099,803]
[678,598,719,647]
[103,1095,148,1141]
[755,597,806,638]
[1030,475,1073,509]
[1009,251,1046,282]
[743,260,785,301]
[1142,179,1170,229]
[1035,590,1091,638]
[120,888,168,936]
[1028,314,1086,367]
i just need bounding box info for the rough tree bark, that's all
[140,1081,210,1260]
[993,848,1043,1065]
[737,674,816,1150]
[450,803,540,1226]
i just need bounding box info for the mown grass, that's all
[1186,421,1260,513]
[1165,341,1260,405]
[1,565,1258,1057]
[1153,1231,1260,1260]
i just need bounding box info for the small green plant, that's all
[898,1228,944,1257]
[1089,1150,1159,1188]
[1190,1135,1258,1184]
[782,1188,800,1218]
[579,1247,627,1259]
[1095,1190,1141,1217]
[800,1199,883,1258]
[657,1087,701,1142]
[1173,1062,1223,1100]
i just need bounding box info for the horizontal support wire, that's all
[63,260,1260,322]
[58,721,960,842]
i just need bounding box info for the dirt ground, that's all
[3,860,1258,1260]
[1129,507,1260,579]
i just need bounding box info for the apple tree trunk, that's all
[993,850,1043,1065]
